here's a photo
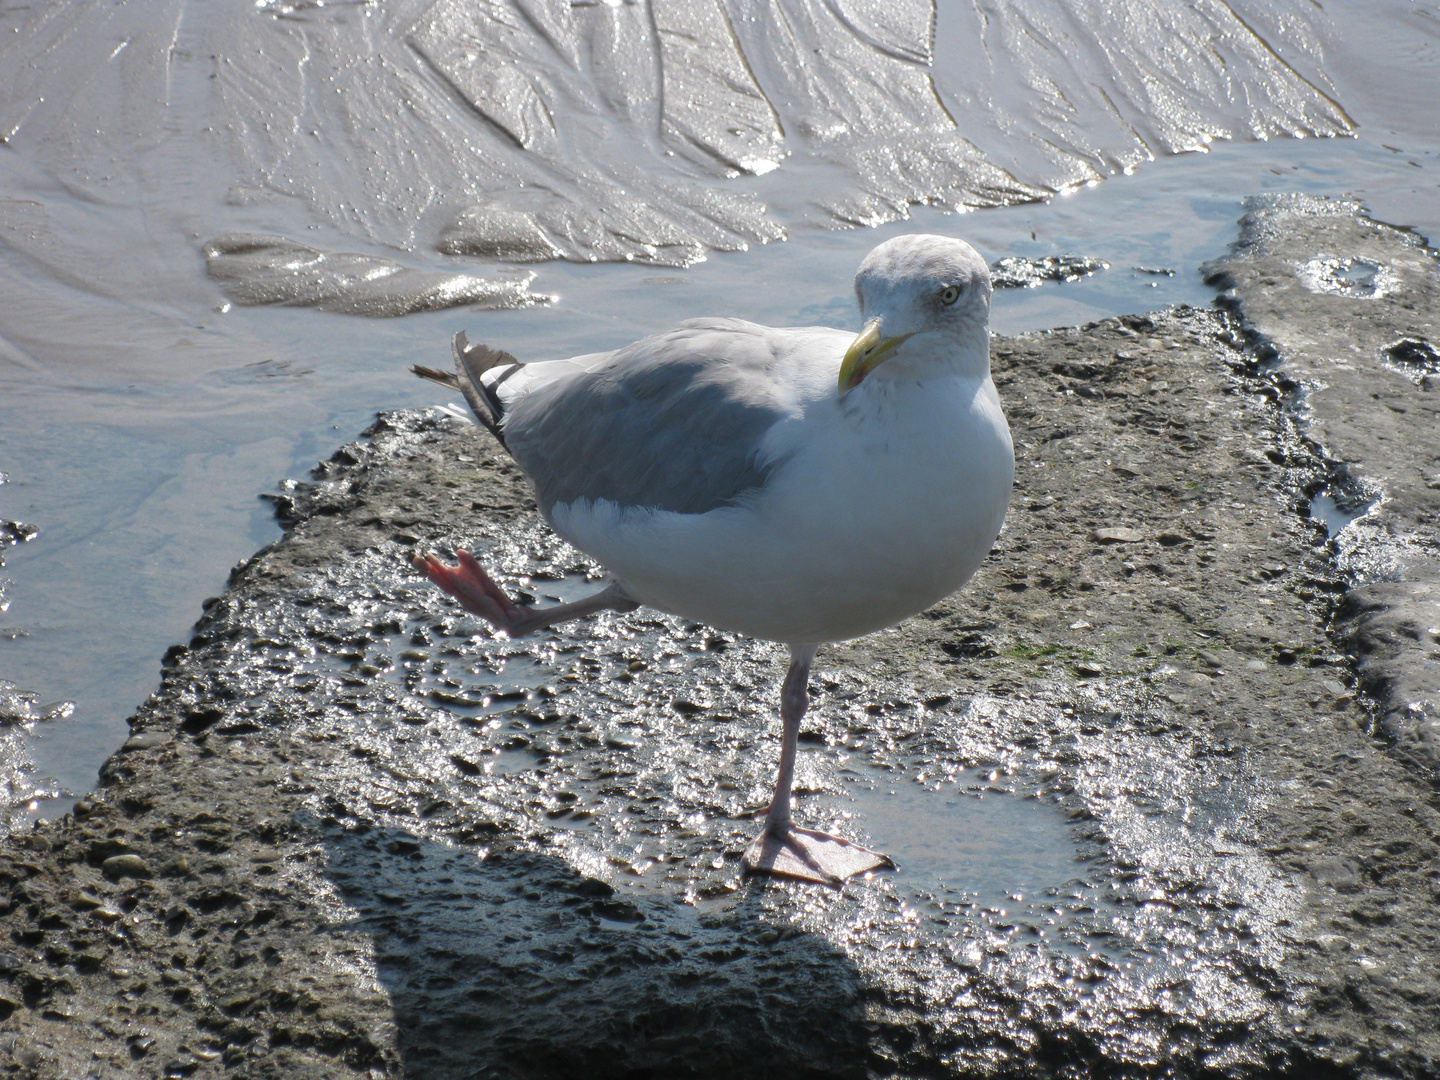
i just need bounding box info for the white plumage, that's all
[414,234,1013,885]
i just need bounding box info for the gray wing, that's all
[504,318,808,516]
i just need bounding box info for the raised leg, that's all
[742,644,893,887]
[414,550,637,637]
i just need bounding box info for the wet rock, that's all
[4,203,1440,1077]
[0,682,74,728]
[1381,336,1440,382]
[1204,194,1440,778]
[991,254,1108,288]
[0,520,38,546]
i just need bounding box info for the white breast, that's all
[549,375,1014,644]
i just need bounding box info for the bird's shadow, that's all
[316,817,872,1079]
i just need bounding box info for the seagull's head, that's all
[840,234,992,392]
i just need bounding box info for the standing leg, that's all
[760,645,814,832]
[742,644,892,887]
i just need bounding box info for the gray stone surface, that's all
[4,202,1440,1077]
[1203,194,1440,779]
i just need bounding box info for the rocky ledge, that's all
[2,197,1438,1079]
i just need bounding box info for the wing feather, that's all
[507,319,818,516]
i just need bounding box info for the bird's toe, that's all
[742,820,892,887]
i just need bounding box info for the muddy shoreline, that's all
[3,198,1439,1078]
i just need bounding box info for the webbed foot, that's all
[741,818,892,888]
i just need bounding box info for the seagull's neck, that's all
[875,324,992,383]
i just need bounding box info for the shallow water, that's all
[1309,490,1377,539]
[1,0,1437,823]
[845,771,1088,900]
[841,768,1141,964]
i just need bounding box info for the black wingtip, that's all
[447,331,518,446]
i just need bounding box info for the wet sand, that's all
[2,197,1437,1077]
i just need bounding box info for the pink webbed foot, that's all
[413,550,534,636]
[742,818,893,888]
[414,550,638,638]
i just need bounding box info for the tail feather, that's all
[410,331,520,446]
[410,364,460,390]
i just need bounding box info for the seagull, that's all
[412,234,1013,886]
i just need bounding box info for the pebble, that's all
[122,731,171,752]
[101,854,151,879]
[1090,527,1146,544]
[0,520,39,544]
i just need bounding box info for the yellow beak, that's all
[838,319,912,392]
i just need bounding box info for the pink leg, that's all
[413,550,636,637]
[742,644,893,887]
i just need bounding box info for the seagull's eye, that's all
[940,285,961,305]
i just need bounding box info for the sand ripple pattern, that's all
[0,0,1355,311]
